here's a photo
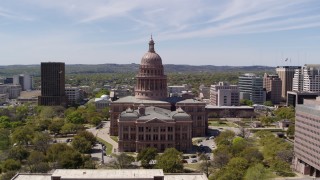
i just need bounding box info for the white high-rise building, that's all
[292,69,303,92]
[238,73,266,104]
[13,74,33,91]
[276,66,301,98]
[292,64,320,92]
[65,86,81,105]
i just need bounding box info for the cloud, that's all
[0,6,33,21]
[3,0,320,43]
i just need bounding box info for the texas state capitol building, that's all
[110,37,207,152]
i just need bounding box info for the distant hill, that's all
[0,63,275,76]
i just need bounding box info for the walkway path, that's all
[87,121,118,153]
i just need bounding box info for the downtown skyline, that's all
[1,0,320,66]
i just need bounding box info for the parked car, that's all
[191,159,197,163]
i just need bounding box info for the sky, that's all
[1,0,320,66]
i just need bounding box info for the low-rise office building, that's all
[210,81,239,106]
[12,169,208,180]
[293,97,320,177]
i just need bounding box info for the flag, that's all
[285,58,288,62]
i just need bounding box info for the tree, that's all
[101,107,110,120]
[72,136,92,153]
[137,147,158,169]
[238,147,263,165]
[39,106,65,119]
[244,163,272,180]
[263,101,273,107]
[214,130,235,146]
[212,149,231,169]
[214,157,249,180]
[58,149,84,169]
[71,131,96,154]
[231,137,247,155]
[46,143,84,169]
[269,159,295,176]
[274,107,295,121]
[0,128,10,150]
[238,126,250,139]
[15,105,29,120]
[9,146,29,161]
[34,119,52,131]
[75,131,96,146]
[88,115,102,126]
[47,143,73,162]
[2,159,21,172]
[276,149,293,163]
[199,153,213,177]
[240,99,253,106]
[286,124,295,138]
[156,148,183,173]
[66,111,85,124]
[32,132,52,153]
[259,116,277,126]
[0,116,11,129]
[61,123,83,135]
[48,118,64,134]
[111,153,135,169]
[27,151,50,173]
[11,126,34,146]
[0,171,17,180]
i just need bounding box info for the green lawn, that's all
[184,163,201,171]
[110,136,118,143]
[97,137,113,155]
[208,120,237,127]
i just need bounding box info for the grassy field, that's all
[208,120,237,127]
[97,137,113,155]
[110,136,118,143]
[184,163,201,171]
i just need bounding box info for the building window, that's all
[168,134,173,140]
[138,135,144,140]
[146,134,151,140]
[160,127,166,132]
[175,126,180,131]
[160,134,166,140]
[176,134,180,140]
[123,126,128,131]
[123,133,129,140]
[153,134,158,140]
[138,127,144,132]
[130,134,135,140]
[168,127,173,132]
[153,127,159,132]
[182,133,187,140]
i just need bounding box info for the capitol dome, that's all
[140,37,162,66]
[135,36,167,100]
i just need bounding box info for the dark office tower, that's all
[38,62,66,106]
